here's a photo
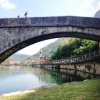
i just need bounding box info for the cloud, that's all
[85,0,100,16]
[78,0,100,17]
[0,0,16,10]
[96,0,100,11]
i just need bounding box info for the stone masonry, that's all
[0,16,100,63]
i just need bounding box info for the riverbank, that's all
[1,85,53,97]
[0,79,100,100]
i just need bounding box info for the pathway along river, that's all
[0,65,99,94]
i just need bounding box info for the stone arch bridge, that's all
[0,16,100,63]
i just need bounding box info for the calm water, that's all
[0,65,99,94]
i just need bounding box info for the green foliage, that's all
[52,38,99,59]
[73,39,99,56]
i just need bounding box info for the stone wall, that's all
[43,61,100,75]
[60,62,100,75]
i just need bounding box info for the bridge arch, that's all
[0,16,100,63]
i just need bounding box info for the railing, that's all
[41,50,100,65]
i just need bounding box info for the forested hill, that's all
[9,53,30,61]
[31,38,98,60]
[1,53,30,65]
[33,38,64,57]
[52,38,98,59]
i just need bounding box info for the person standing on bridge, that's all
[24,12,28,18]
[17,15,20,18]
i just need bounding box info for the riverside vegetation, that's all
[52,38,98,59]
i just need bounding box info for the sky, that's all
[0,0,100,55]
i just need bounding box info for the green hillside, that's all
[30,37,98,61]
[33,38,65,57]
[52,38,98,59]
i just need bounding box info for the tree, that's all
[52,38,98,59]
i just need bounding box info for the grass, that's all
[0,79,100,100]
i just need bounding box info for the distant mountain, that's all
[94,10,100,18]
[33,38,65,57]
[9,53,30,61]
[2,53,30,65]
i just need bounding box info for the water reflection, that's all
[0,65,99,94]
[44,67,100,83]
[0,66,65,94]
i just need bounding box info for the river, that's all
[0,65,99,94]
